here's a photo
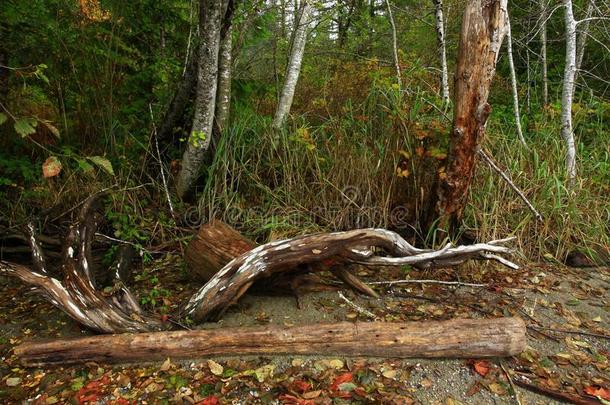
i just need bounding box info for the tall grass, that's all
[198,84,609,262]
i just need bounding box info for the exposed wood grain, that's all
[15,317,526,367]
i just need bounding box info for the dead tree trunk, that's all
[185,219,256,282]
[433,0,508,234]
[15,317,526,367]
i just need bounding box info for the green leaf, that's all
[87,156,115,176]
[76,158,94,173]
[0,112,8,125]
[14,117,38,137]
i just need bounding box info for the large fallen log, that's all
[15,317,526,367]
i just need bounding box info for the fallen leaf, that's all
[160,358,172,371]
[382,369,397,379]
[42,156,62,178]
[473,360,491,377]
[302,390,322,399]
[207,360,223,376]
[330,372,353,391]
[329,359,344,369]
[6,377,21,387]
[584,385,610,401]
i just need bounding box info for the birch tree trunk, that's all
[385,0,402,92]
[561,0,577,184]
[176,0,227,198]
[433,0,508,233]
[214,1,235,136]
[574,0,594,84]
[272,1,313,129]
[539,0,549,106]
[433,0,450,105]
[506,14,527,147]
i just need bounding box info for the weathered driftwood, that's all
[0,196,163,333]
[1,195,518,333]
[185,220,379,299]
[15,317,526,367]
[182,228,518,322]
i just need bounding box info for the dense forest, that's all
[0,0,609,404]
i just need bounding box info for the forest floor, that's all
[0,256,608,404]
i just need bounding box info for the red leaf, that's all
[584,385,610,400]
[473,360,491,377]
[330,372,353,391]
[196,395,219,405]
[291,379,312,393]
[42,156,62,178]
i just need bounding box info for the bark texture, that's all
[433,0,450,105]
[182,228,517,323]
[0,197,164,333]
[385,0,402,92]
[574,0,594,84]
[214,24,232,135]
[434,0,508,232]
[539,0,549,106]
[176,0,227,198]
[561,0,577,184]
[15,317,526,367]
[184,219,256,282]
[272,1,313,129]
[506,13,526,147]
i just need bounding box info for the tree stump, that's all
[185,219,256,282]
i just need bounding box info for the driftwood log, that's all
[185,220,379,300]
[15,317,526,367]
[1,193,519,333]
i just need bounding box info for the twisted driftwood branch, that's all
[182,229,518,322]
[0,195,163,333]
[1,195,518,332]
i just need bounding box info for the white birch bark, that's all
[176,0,226,198]
[506,14,527,147]
[539,0,549,106]
[561,0,577,184]
[215,24,232,133]
[574,0,594,84]
[385,0,402,92]
[433,0,450,105]
[272,1,313,129]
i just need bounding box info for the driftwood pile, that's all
[1,194,525,366]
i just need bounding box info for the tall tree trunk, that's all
[176,0,227,199]
[213,0,235,138]
[574,0,594,85]
[385,0,402,92]
[539,0,549,106]
[506,13,527,147]
[433,0,450,105]
[157,49,198,143]
[272,1,312,129]
[434,0,508,234]
[561,0,577,185]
